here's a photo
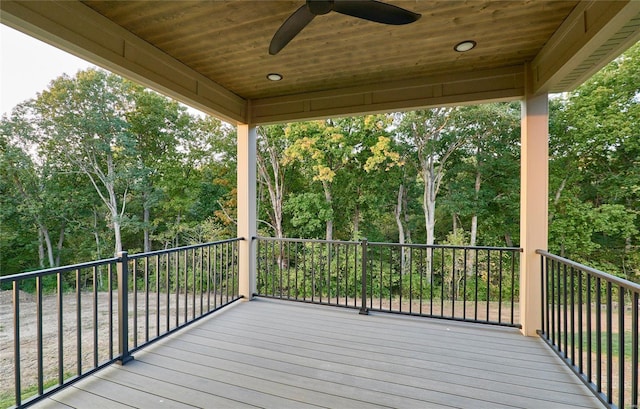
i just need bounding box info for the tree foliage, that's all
[1,43,638,282]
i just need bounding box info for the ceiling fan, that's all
[269,0,421,55]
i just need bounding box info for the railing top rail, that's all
[1,237,244,282]
[128,237,243,260]
[255,236,521,252]
[255,236,362,245]
[0,257,119,283]
[368,242,522,252]
[537,249,640,292]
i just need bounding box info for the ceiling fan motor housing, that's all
[307,0,334,15]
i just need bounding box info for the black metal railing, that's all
[1,238,242,409]
[538,250,640,409]
[255,237,521,327]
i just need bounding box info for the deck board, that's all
[32,298,604,409]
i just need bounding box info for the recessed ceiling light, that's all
[267,73,283,81]
[454,40,476,52]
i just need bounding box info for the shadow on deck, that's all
[31,298,603,409]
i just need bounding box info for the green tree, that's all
[549,42,639,278]
[33,69,141,255]
[395,108,465,247]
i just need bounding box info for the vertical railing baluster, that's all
[474,248,478,321]
[165,253,170,333]
[207,247,211,311]
[13,281,21,408]
[549,259,556,345]
[498,250,503,324]
[409,246,413,315]
[190,249,197,322]
[93,265,99,368]
[359,239,368,315]
[192,248,196,320]
[451,248,455,319]
[36,275,43,395]
[175,251,180,329]
[430,246,434,316]
[59,270,66,379]
[287,241,292,300]
[606,281,613,403]
[213,244,219,309]
[586,273,592,383]
[76,268,82,375]
[511,251,516,325]
[145,256,150,343]
[311,241,316,303]
[232,242,236,299]
[389,246,393,312]
[541,255,547,338]
[294,241,300,300]
[577,270,583,373]
[563,264,568,358]
[117,251,132,364]
[632,291,638,409]
[557,260,562,352]
[419,247,424,315]
[184,249,188,324]
[133,258,138,348]
[618,285,625,409]
[303,242,308,302]
[227,242,232,303]
[596,276,602,393]
[200,247,204,315]
[368,245,374,309]
[570,266,575,365]
[486,250,491,321]
[462,248,467,321]
[350,243,356,308]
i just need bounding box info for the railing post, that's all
[359,239,369,315]
[117,251,134,364]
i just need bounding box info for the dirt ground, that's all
[0,289,213,403]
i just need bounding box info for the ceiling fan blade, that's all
[333,0,421,25]
[269,5,316,55]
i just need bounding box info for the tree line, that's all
[1,43,638,282]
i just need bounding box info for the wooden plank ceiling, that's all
[2,1,640,124]
[82,0,575,100]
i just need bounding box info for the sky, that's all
[1,24,96,116]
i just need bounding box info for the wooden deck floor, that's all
[32,298,603,409]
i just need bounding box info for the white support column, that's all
[237,123,257,300]
[520,65,549,336]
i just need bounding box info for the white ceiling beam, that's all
[249,65,525,124]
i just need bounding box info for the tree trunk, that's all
[322,181,333,241]
[549,176,567,223]
[93,209,103,288]
[113,219,123,255]
[144,205,151,252]
[256,129,285,240]
[395,184,407,274]
[353,199,360,238]
[56,222,65,266]
[38,228,45,269]
[403,187,411,244]
[504,232,513,247]
[422,166,437,246]
[40,225,55,268]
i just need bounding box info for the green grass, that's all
[578,331,635,358]
[0,373,72,409]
